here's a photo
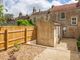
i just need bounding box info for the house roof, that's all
[31,3,80,15]
[53,3,80,11]
[32,11,48,15]
[16,15,30,20]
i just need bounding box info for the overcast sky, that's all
[3,0,78,17]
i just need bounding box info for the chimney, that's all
[33,7,36,13]
[50,5,54,12]
[39,9,40,12]
[51,5,54,9]
[19,12,22,18]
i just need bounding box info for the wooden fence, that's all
[0,26,36,50]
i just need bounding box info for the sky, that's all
[3,0,78,17]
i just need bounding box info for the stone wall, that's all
[36,19,54,47]
[30,7,80,38]
[36,17,61,46]
[52,10,80,38]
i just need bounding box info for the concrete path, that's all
[34,38,80,60]
[34,48,70,60]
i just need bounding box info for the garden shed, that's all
[36,19,62,47]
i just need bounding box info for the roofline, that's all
[53,3,77,7]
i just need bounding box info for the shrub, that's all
[77,41,80,47]
[29,20,34,25]
[77,36,80,52]
[77,36,80,41]
[17,19,33,26]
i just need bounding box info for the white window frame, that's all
[60,12,66,20]
[71,16,78,25]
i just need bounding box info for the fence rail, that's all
[0,26,36,50]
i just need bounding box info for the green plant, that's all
[13,42,20,52]
[77,36,80,41]
[77,41,80,47]
[0,4,7,25]
[8,42,20,60]
[0,4,3,17]
[77,41,80,52]
[29,20,34,25]
[17,19,34,26]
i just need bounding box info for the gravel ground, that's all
[0,44,46,60]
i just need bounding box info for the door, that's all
[54,26,61,46]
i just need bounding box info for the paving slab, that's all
[34,48,70,60]
[34,38,80,60]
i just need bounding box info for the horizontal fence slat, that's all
[27,35,32,37]
[9,36,25,42]
[0,41,4,44]
[8,30,24,33]
[0,32,4,34]
[27,30,33,31]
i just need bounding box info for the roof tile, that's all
[53,3,80,11]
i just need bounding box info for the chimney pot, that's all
[51,5,54,8]
[33,7,36,13]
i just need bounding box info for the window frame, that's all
[71,16,78,25]
[59,12,66,20]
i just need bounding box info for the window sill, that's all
[59,19,66,21]
[71,24,77,26]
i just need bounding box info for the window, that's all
[71,17,77,25]
[60,12,65,20]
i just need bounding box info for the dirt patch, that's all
[0,44,46,60]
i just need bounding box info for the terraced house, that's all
[52,1,80,38]
[30,1,80,39]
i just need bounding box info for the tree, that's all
[0,4,5,25]
[4,14,13,19]
[0,4,3,17]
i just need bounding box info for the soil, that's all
[0,44,46,60]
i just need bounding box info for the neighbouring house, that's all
[16,12,30,20]
[30,8,50,24]
[30,1,80,39]
[6,18,16,25]
[4,14,16,25]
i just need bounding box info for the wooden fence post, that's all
[24,28,27,43]
[4,29,8,50]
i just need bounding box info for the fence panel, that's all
[0,32,5,50]
[0,26,36,50]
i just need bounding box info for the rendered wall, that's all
[36,20,55,47]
